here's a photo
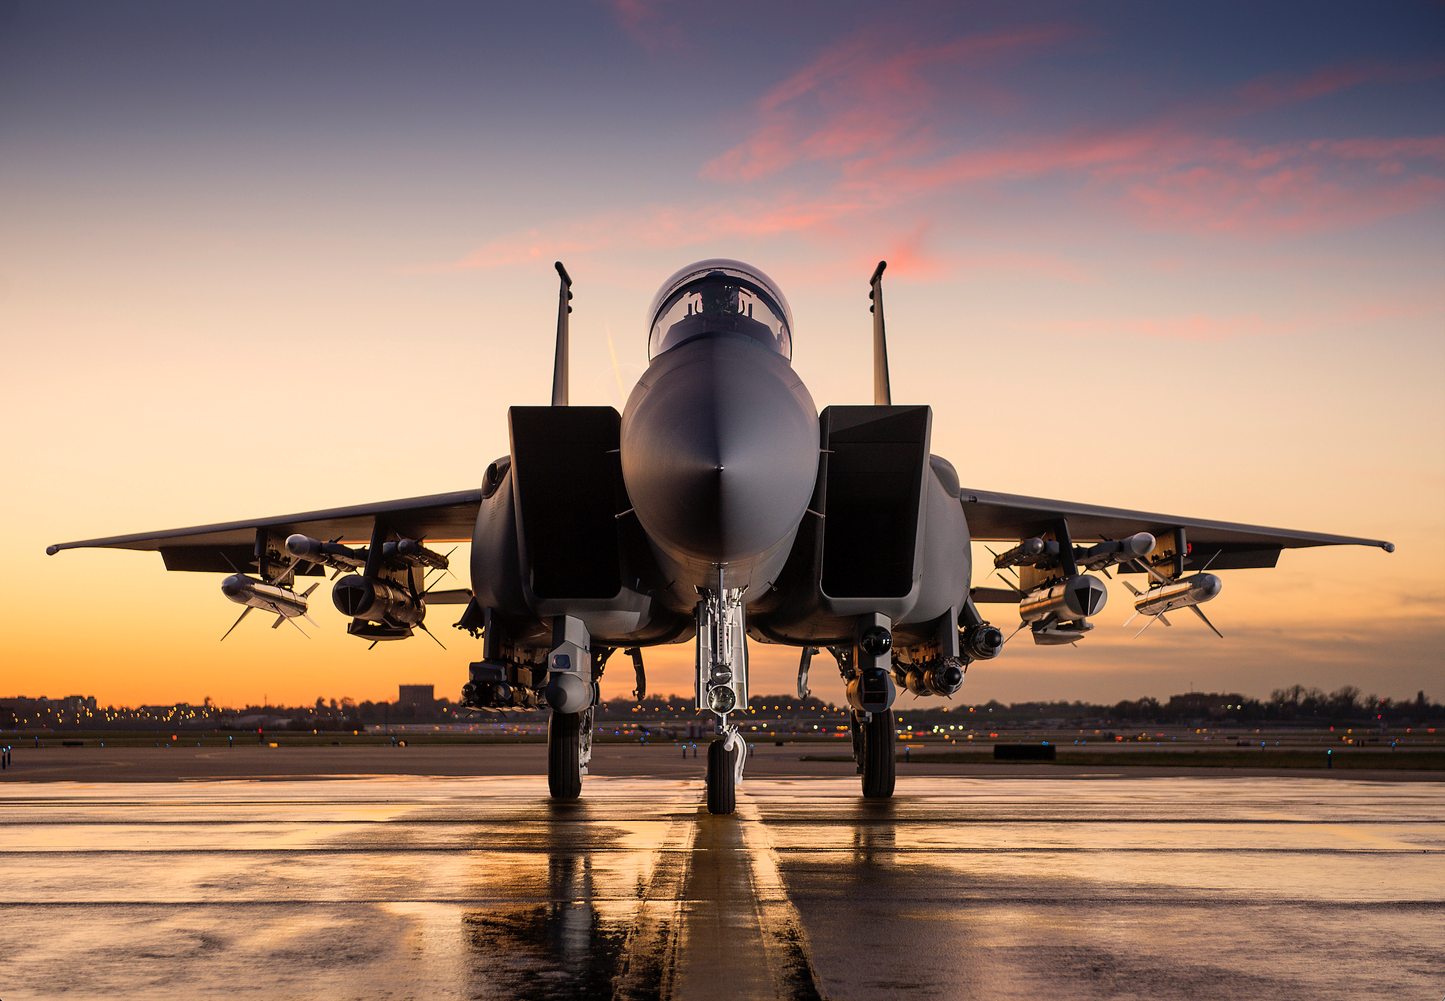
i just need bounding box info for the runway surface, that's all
[0,773,1440,999]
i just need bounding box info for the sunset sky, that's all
[3,1,1441,709]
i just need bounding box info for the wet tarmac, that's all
[0,772,1440,1000]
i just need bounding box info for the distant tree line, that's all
[6,685,1439,732]
[1060,686,1442,725]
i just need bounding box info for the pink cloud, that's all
[599,0,688,53]
[702,24,1073,183]
[1238,59,1445,108]
[698,31,1445,239]
[819,120,1445,237]
[444,29,1443,277]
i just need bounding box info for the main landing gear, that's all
[547,706,593,801]
[835,625,897,801]
[854,709,896,799]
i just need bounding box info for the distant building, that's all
[1167,692,1246,720]
[398,685,435,707]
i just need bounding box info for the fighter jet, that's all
[47,258,1393,814]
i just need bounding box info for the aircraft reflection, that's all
[851,800,899,867]
[459,801,661,1001]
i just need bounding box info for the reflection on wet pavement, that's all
[0,776,1440,999]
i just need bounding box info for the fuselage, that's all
[619,332,819,600]
[467,257,976,652]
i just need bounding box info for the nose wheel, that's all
[857,709,896,799]
[706,727,746,815]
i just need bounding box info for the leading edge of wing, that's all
[958,486,1394,552]
[45,489,485,555]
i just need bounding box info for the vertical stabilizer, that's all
[551,261,573,406]
[869,260,891,405]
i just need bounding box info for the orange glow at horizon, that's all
[2,4,1440,709]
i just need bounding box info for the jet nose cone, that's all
[621,338,818,568]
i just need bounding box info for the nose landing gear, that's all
[697,579,748,815]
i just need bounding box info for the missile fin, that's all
[983,546,1001,583]
[1158,612,1172,627]
[221,606,252,641]
[1133,613,1162,639]
[1121,580,1141,597]
[1190,604,1224,638]
[301,583,319,599]
[284,615,310,639]
[272,614,286,629]
[418,621,446,650]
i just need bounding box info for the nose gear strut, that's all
[696,572,748,814]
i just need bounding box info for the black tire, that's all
[706,739,736,815]
[860,709,896,799]
[548,710,582,801]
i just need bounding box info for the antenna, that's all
[552,261,573,406]
[869,260,890,405]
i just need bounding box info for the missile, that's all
[219,574,317,639]
[1128,573,1221,616]
[903,666,929,697]
[285,534,366,572]
[221,574,314,617]
[962,623,1004,660]
[392,538,450,570]
[901,658,965,698]
[462,661,543,710]
[923,657,965,697]
[993,537,1054,569]
[1018,575,1108,624]
[1123,573,1224,637]
[1075,533,1155,572]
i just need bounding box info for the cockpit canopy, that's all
[647,259,793,360]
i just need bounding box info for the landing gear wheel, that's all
[706,738,737,815]
[860,710,896,799]
[548,710,583,801]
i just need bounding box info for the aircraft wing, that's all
[45,489,484,573]
[959,486,1393,571]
